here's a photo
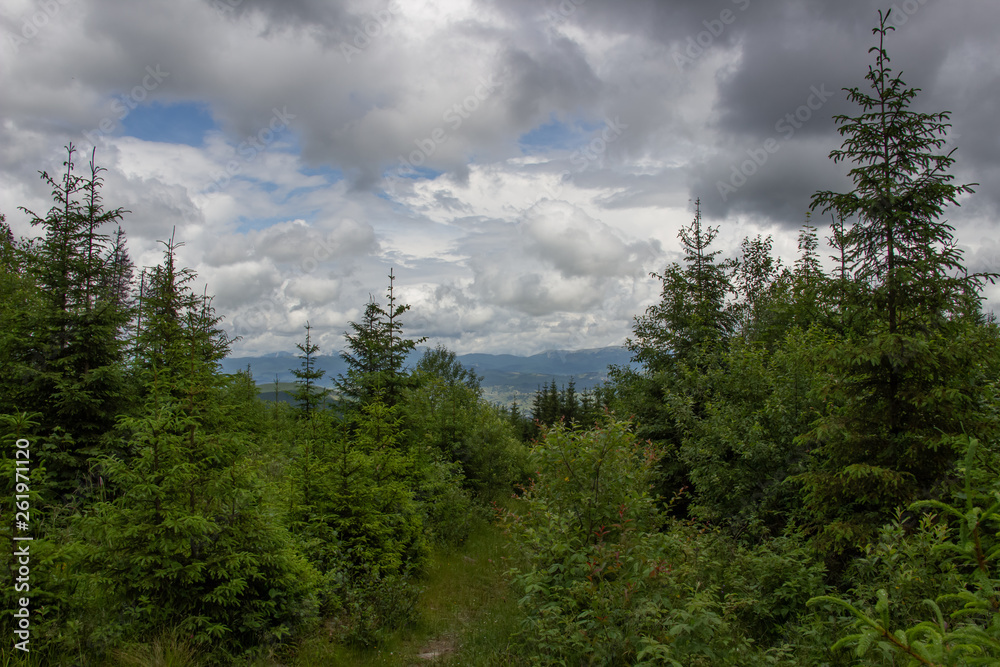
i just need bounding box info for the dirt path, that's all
[413,634,458,662]
[314,520,517,666]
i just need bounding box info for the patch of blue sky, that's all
[275,165,344,201]
[390,164,444,180]
[235,211,317,234]
[300,164,344,181]
[118,101,216,146]
[377,164,444,203]
[518,115,604,153]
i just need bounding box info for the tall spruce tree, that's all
[337,297,389,406]
[628,198,734,373]
[90,235,317,651]
[801,10,999,553]
[291,322,327,421]
[12,145,133,494]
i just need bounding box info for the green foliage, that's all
[280,395,433,647]
[290,322,327,421]
[528,378,607,436]
[810,436,1000,665]
[505,419,758,665]
[801,10,999,554]
[732,233,785,345]
[415,450,477,546]
[7,145,133,495]
[413,344,482,391]
[81,241,319,659]
[796,319,1000,554]
[90,403,320,651]
[505,419,666,664]
[404,347,528,500]
[673,330,825,535]
[337,269,426,408]
[628,198,735,373]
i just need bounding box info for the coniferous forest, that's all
[3,13,1000,666]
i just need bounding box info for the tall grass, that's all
[289,513,523,666]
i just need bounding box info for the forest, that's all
[2,13,1000,666]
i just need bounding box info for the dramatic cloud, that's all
[2,0,997,355]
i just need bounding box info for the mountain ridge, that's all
[220,346,635,404]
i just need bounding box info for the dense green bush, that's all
[810,436,1000,665]
[505,419,772,665]
[404,347,529,501]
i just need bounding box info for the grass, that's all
[1,513,525,667]
[287,515,523,666]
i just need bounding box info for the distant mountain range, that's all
[220,346,636,407]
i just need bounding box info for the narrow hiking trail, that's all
[298,519,521,666]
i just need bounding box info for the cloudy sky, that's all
[2,0,998,356]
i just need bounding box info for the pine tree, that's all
[12,145,133,494]
[562,377,579,425]
[628,198,734,372]
[337,270,425,408]
[291,322,327,421]
[380,268,426,406]
[800,10,1000,553]
[90,235,317,651]
[810,12,983,337]
[338,297,388,406]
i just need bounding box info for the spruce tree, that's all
[565,378,578,422]
[291,322,327,421]
[90,235,318,651]
[337,297,388,406]
[13,145,133,494]
[337,270,425,408]
[628,198,734,373]
[380,268,426,406]
[801,10,999,552]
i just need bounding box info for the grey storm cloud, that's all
[2,0,998,354]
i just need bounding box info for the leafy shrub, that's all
[506,419,757,665]
[404,372,528,501]
[810,436,1000,665]
[415,452,480,546]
